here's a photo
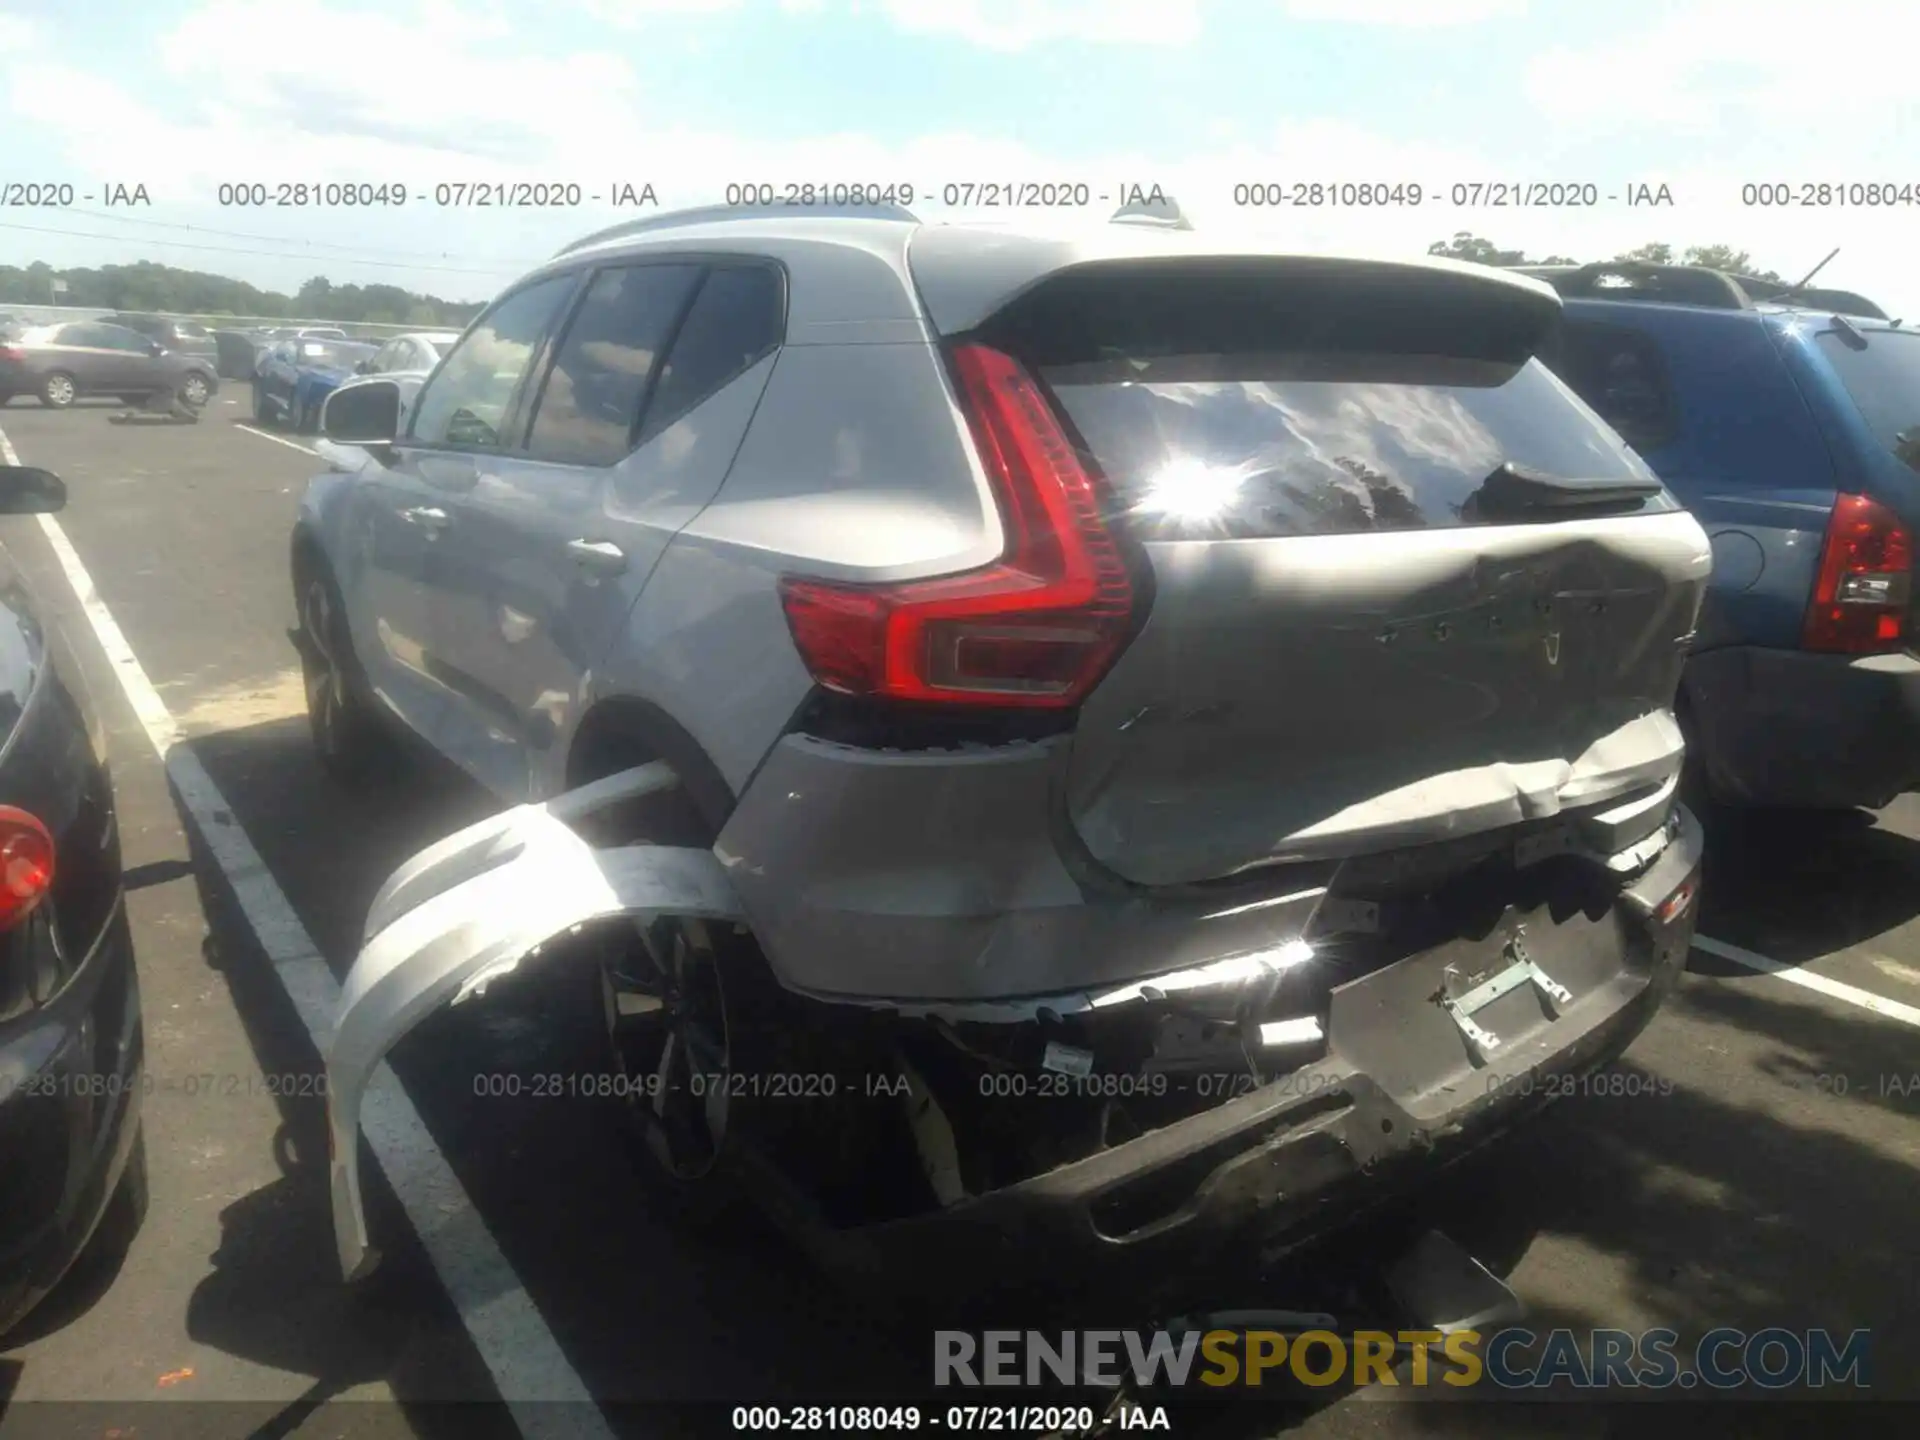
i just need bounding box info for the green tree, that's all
[1615,242,1674,264]
[1428,233,1577,266]
[1682,245,1780,280]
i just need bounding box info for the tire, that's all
[252,383,269,422]
[296,560,394,786]
[179,372,211,409]
[585,773,787,1232]
[39,371,76,408]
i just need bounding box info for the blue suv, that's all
[1529,262,1920,810]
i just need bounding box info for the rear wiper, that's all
[1464,462,1662,519]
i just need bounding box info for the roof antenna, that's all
[1767,247,1841,306]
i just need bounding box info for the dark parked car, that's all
[1532,261,1920,810]
[213,329,264,381]
[0,322,220,409]
[252,338,377,431]
[96,314,219,364]
[0,463,148,1337]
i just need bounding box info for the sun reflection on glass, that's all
[1132,456,1252,525]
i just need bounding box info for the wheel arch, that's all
[564,695,738,841]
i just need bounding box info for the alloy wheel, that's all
[601,917,732,1181]
[300,578,346,757]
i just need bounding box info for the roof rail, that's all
[1727,273,1888,320]
[554,202,920,258]
[1535,261,1755,309]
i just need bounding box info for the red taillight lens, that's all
[0,346,24,363]
[777,343,1135,708]
[1803,493,1913,653]
[0,806,56,931]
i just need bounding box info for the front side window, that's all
[409,274,578,450]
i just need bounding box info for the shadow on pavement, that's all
[1692,802,1920,965]
[167,714,931,1420]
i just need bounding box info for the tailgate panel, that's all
[1068,511,1710,885]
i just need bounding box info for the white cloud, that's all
[1524,0,1919,133]
[0,14,36,52]
[1281,0,1526,24]
[8,0,1919,320]
[875,0,1201,50]
[573,0,746,21]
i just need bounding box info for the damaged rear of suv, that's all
[309,209,1710,1299]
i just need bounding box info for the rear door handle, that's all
[566,538,627,576]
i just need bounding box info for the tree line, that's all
[0,241,1786,328]
[1427,233,1782,280]
[0,260,486,326]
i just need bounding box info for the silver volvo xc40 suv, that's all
[295,204,1710,1297]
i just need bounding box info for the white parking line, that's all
[0,424,614,1440]
[1693,934,1920,1029]
[234,422,317,455]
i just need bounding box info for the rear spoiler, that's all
[908,228,1559,342]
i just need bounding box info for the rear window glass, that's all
[1815,328,1920,472]
[1042,355,1672,539]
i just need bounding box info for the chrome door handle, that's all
[566,538,627,576]
[402,506,449,532]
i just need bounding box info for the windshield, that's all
[1816,327,1920,472]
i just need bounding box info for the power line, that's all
[59,205,545,268]
[0,219,528,277]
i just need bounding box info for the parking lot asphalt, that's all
[0,395,1916,1438]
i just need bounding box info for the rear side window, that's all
[639,264,785,442]
[526,263,701,466]
[1815,327,1920,472]
[1541,321,1680,454]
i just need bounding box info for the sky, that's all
[1,0,1915,314]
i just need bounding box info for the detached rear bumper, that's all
[1685,646,1920,809]
[756,807,1704,1300]
[324,756,1700,1294]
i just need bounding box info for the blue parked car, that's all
[252,337,377,433]
[1529,262,1920,811]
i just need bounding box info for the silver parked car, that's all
[296,205,1711,1295]
[348,330,463,379]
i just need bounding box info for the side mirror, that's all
[0,466,66,515]
[148,341,164,356]
[322,379,401,445]
[353,360,373,374]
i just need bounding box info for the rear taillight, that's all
[0,806,55,932]
[1802,493,1913,653]
[777,342,1136,708]
[0,346,23,362]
